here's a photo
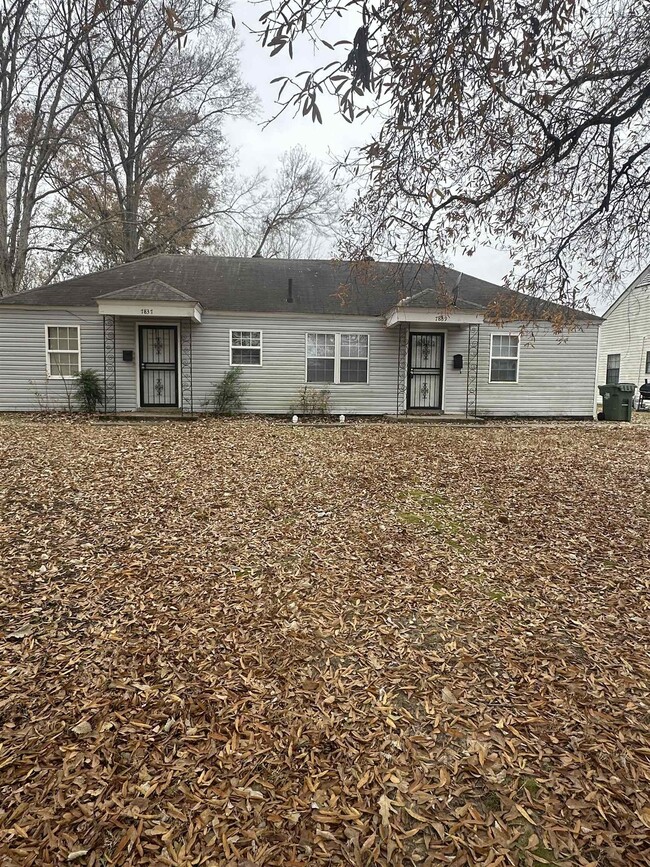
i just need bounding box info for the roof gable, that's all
[96,280,198,303]
[603,265,650,320]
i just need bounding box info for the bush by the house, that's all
[204,367,247,414]
[292,386,331,416]
[74,369,104,413]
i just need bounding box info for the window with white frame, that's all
[340,334,369,382]
[46,326,80,377]
[306,333,336,382]
[489,334,519,382]
[230,330,262,366]
[645,350,650,375]
[606,353,621,385]
[306,333,369,383]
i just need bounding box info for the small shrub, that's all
[292,386,331,416]
[205,367,247,414]
[74,369,104,413]
[29,378,51,411]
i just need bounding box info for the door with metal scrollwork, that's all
[408,332,444,410]
[139,325,178,407]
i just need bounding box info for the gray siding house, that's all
[0,256,601,417]
[597,265,650,395]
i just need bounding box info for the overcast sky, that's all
[223,1,514,287]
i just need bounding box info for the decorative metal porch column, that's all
[396,322,408,416]
[180,319,194,416]
[102,314,117,414]
[465,324,480,418]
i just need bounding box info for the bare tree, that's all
[0,0,107,296]
[0,0,231,295]
[212,146,339,258]
[255,0,650,309]
[212,219,330,259]
[44,0,255,273]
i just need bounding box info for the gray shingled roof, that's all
[96,281,199,303]
[0,255,600,321]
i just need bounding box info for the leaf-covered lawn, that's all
[1,418,649,867]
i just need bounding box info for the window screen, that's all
[306,333,369,383]
[490,334,519,382]
[340,334,369,383]
[306,333,336,382]
[606,354,621,385]
[46,326,80,377]
[231,331,262,366]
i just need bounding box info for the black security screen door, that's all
[139,325,178,407]
[408,333,444,409]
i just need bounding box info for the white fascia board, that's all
[96,299,203,322]
[385,306,486,327]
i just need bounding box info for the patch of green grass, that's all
[397,511,433,526]
[407,488,448,505]
[531,847,559,865]
[522,776,541,795]
[397,512,465,537]
[489,590,507,601]
[433,518,463,533]
[397,489,477,543]
[516,827,562,866]
[481,791,501,812]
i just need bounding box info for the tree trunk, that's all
[0,257,18,296]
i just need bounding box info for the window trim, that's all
[645,350,650,376]
[45,324,81,379]
[488,332,520,384]
[305,332,370,385]
[606,352,621,385]
[229,329,263,367]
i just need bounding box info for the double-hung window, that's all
[489,334,519,382]
[340,334,369,382]
[230,330,262,366]
[306,333,369,384]
[306,333,335,382]
[46,326,80,377]
[606,353,621,385]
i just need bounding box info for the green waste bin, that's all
[598,382,636,421]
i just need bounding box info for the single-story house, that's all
[0,256,602,417]
[597,265,650,393]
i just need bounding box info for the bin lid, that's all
[599,382,636,393]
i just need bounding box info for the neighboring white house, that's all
[597,266,650,394]
[0,256,602,418]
